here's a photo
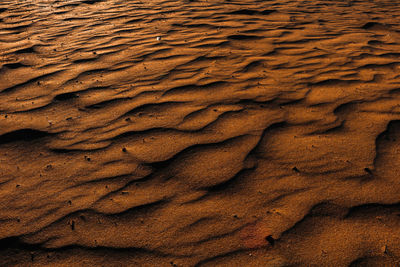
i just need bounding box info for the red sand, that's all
[1,0,400,266]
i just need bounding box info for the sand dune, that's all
[1,0,400,266]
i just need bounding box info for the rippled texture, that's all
[1,0,400,266]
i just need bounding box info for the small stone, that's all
[364,167,372,174]
[156,36,161,41]
[292,166,300,172]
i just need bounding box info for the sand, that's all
[1,0,400,266]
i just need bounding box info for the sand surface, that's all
[1,0,400,266]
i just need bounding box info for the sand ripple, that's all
[1,0,400,266]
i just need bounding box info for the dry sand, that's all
[1,0,400,266]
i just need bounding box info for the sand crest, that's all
[1,0,400,266]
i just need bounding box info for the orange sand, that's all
[1,0,400,266]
